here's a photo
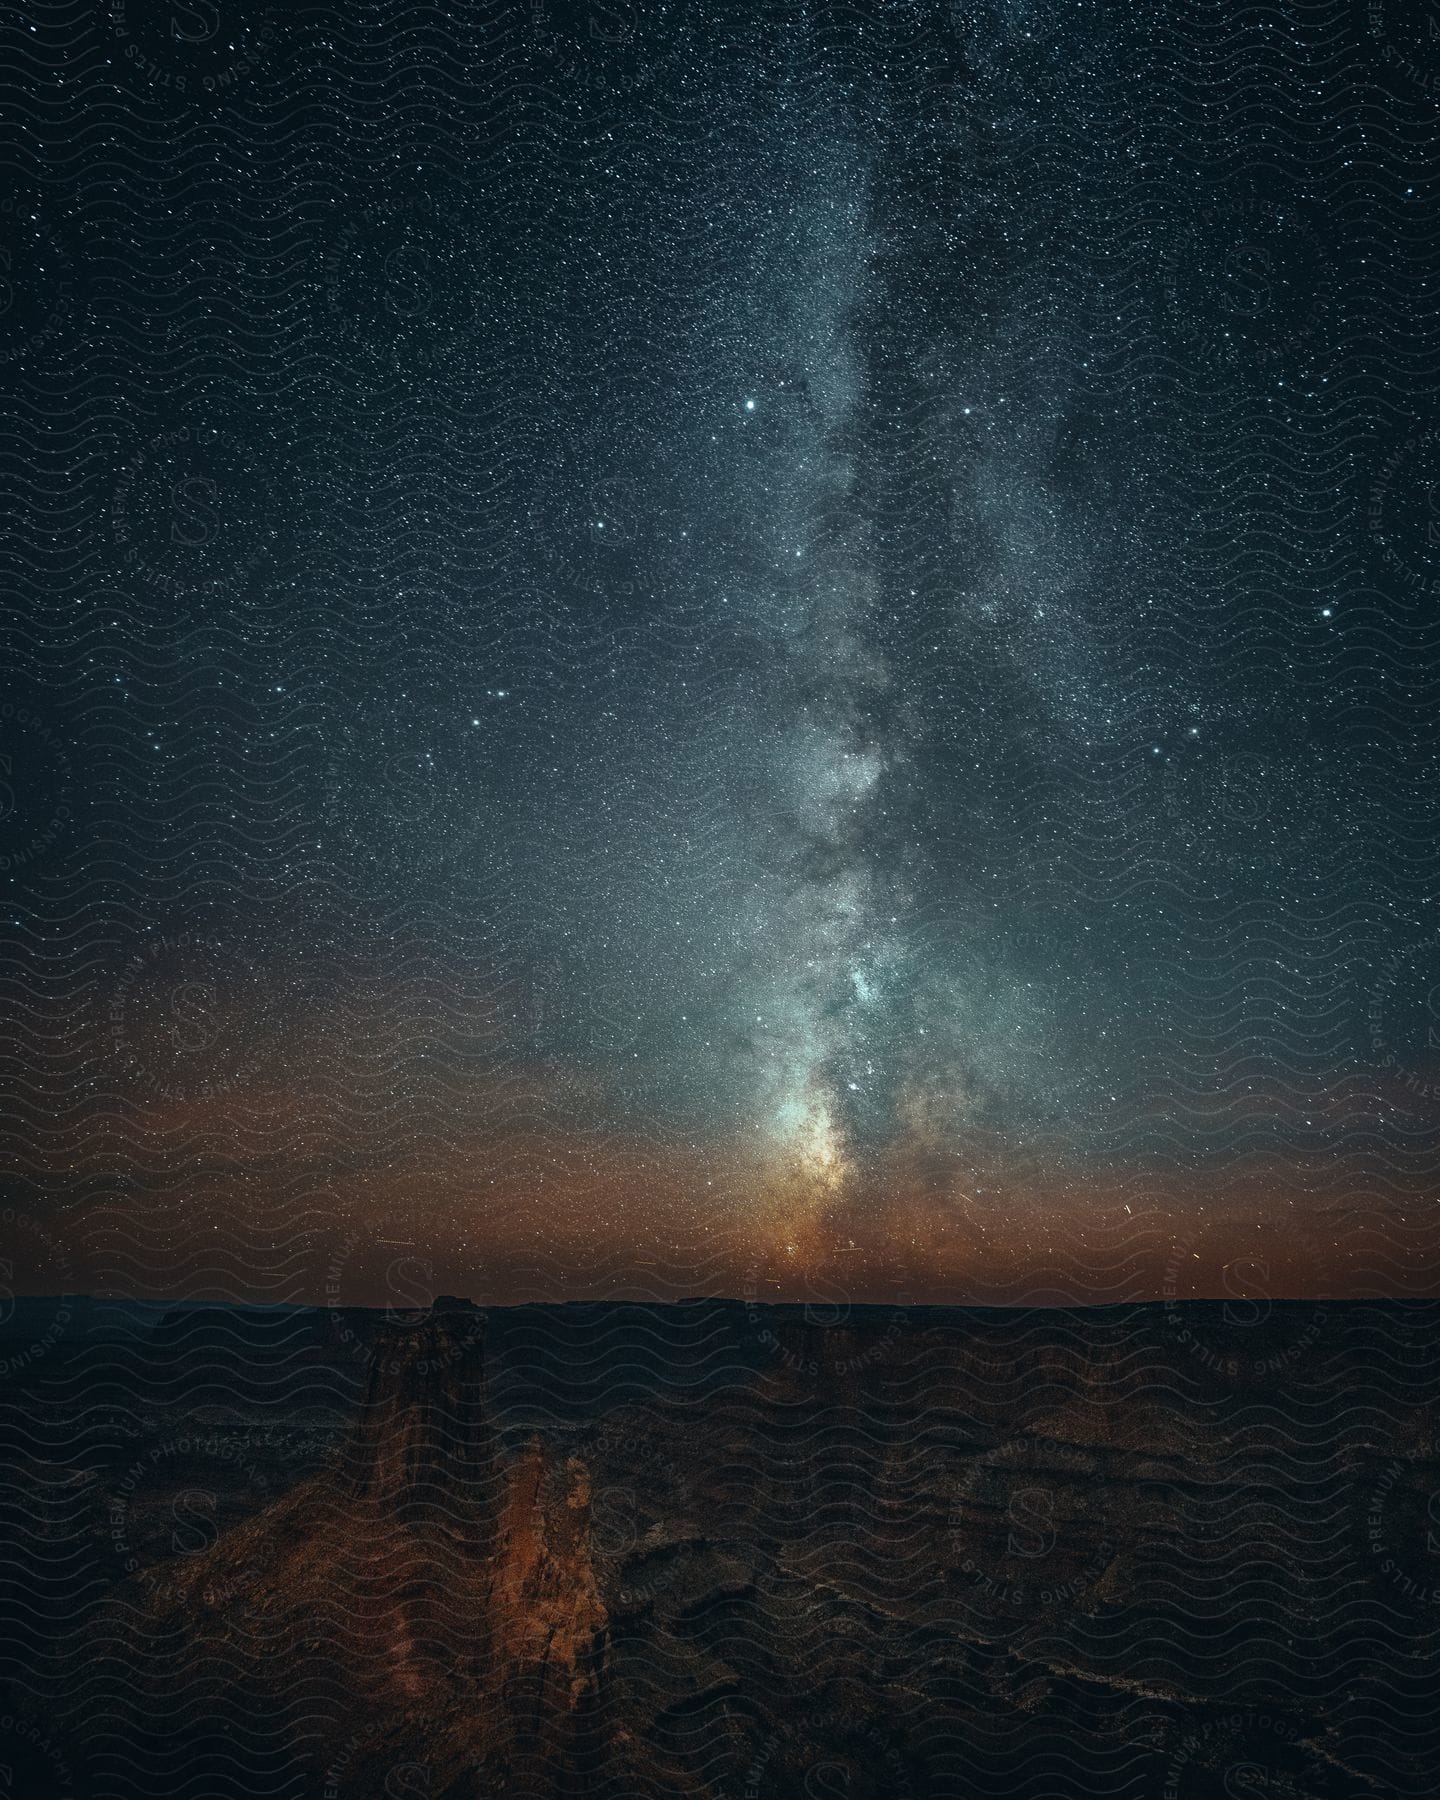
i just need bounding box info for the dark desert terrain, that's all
[0,1295,1436,1798]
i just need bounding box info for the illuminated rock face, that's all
[489,1437,608,1712]
[77,1308,611,1796]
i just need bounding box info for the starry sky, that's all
[3,0,1440,1308]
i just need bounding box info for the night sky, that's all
[3,0,1439,1310]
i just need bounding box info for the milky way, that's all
[546,15,1110,1237]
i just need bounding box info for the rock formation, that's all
[4,1298,1434,1797]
